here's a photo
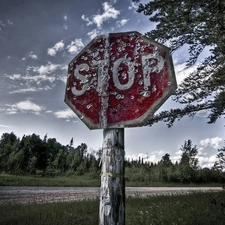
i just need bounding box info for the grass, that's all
[126,191,225,225]
[0,192,225,225]
[0,199,99,225]
[0,173,100,187]
[0,174,223,187]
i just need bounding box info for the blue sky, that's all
[0,0,223,168]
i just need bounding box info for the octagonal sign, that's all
[65,31,177,129]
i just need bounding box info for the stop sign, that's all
[65,31,177,129]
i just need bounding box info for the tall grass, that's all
[1,192,224,225]
[0,174,100,187]
[0,174,223,187]
[126,191,225,225]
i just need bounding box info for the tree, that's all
[160,153,173,166]
[7,148,25,174]
[179,140,199,182]
[214,143,225,171]
[70,137,74,148]
[180,140,198,168]
[133,0,225,126]
[0,132,19,172]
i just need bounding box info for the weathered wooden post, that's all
[99,128,125,225]
[64,31,177,225]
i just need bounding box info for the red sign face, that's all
[65,31,177,129]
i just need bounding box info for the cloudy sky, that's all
[0,0,224,168]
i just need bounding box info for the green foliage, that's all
[178,140,199,183]
[0,132,19,172]
[213,141,225,172]
[1,132,225,185]
[0,132,101,177]
[125,139,225,184]
[134,0,225,126]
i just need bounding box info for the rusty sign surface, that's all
[65,31,177,129]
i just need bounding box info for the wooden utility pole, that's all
[99,128,125,225]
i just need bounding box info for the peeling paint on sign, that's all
[65,31,177,129]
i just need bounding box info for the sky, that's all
[0,0,224,168]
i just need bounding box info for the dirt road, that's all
[0,186,222,204]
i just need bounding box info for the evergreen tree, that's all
[160,153,173,166]
[180,140,198,168]
[70,137,74,148]
[214,143,225,171]
[133,0,225,126]
[179,140,199,182]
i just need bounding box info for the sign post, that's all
[64,31,177,225]
[100,128,125,224]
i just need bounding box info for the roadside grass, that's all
[0,173,100,187]
[0,174,223,187]
[126,191,225,225]
[0,199,99,225]
[0,192,225,225]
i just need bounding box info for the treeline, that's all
[125,156,225,184]
[126,140,225,184]
[0,132,225,184]
[0,132,101,178]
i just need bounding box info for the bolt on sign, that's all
[65,31,177,129]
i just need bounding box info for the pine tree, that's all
[214,144,225,171]
[180,140,198,169]
[133,0,225,126]
[179,140,199,182]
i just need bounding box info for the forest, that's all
[0,132,225,184]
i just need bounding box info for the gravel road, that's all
[0,186,223,204]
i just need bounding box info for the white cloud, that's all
[81,15,93,26]
[29,62,63,77]
[4,100,44,115]
[6,62,65,93]
[82,2,120,29]
[8,87,51,94]
[87,29,99,39]
[64,15,67,21]
[16,100,43,111]
[47,40,64,56]
[128,2,138,11]
[198,155,217,168]
[116,19,129,27]
[8,74,21,80]
[0,125,10,128]
[9,88,37,94]
[0,20,13,28]
[5,63,67,95]
[66,38,84,54]
[198,147,207,156]
[200,137,223,149]
[47,48,57,56]
[54,41,64,51]
[126,149,218,168]
[28,51,38,60]
[94,2,120,28]
[126,151,165,164]
[54,109,77,119]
